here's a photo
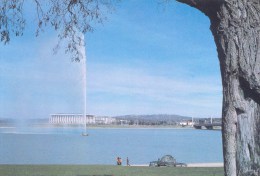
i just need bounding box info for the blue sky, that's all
[0,0,222,119]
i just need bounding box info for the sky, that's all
[0,0,222,119]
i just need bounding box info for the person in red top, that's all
[116,157,122,165]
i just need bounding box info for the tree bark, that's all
[177,0,260,176]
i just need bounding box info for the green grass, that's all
[0,165,224,176]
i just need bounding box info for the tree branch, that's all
[176,0,197,8]
[0,0,117,61]
[176,0,225,18]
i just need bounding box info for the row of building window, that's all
[49,114,116,125]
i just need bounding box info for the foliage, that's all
[0,0,116,61]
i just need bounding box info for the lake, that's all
[0,127,223,165]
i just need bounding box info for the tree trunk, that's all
[177,0,260,175]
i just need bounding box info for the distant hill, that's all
[112,114,192,122]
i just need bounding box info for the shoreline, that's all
[131,162,224,167]
[187,162,223,167]
[0,163,224,167]
[0,125,195,130]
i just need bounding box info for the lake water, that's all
[0,127,223,165]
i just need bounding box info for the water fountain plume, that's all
[77,33,88,135]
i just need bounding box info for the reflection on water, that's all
[0,127,223,165]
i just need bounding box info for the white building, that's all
[49,114,116,125]
[179,120,194,127]
[94,116,116,124]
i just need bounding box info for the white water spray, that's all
[78,33,87,134]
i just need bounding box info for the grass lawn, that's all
[0,165,224,176]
